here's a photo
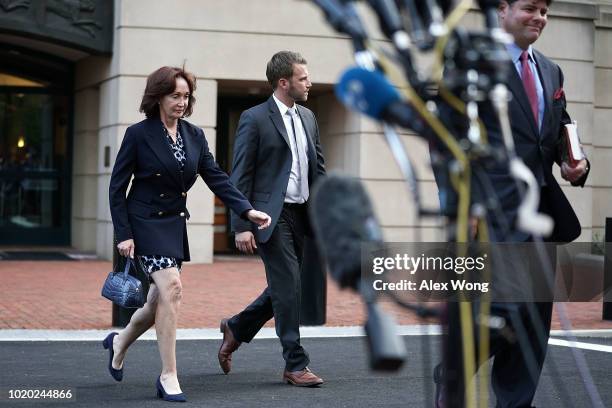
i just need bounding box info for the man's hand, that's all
[561,159,588,183]
[235,231,257,254]
[247,210,272,230]
[117,239,135,258]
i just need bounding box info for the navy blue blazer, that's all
[229,96,326,243]
[109,118,253,261]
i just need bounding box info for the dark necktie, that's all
[286,108,309,201]
[520,50,539,126]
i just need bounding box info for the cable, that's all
[476,216,491,408]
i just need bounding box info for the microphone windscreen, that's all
[309,173,384,290]
[335,67,401,120]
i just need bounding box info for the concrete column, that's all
[593,3,612,243]
[71,87,100,252]
[315,94,361,177]
[185,79,218,263]
[315,94,444,242]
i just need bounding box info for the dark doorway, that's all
[0,45,73,245]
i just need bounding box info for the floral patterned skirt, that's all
[137,255,183,278]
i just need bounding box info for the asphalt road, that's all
[1,336,611,407]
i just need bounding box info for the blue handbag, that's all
[101,257,146,308]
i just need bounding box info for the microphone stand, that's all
[313,1,605,407]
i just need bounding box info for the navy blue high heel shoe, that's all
[102,332,123,382]
[156,376,186,402]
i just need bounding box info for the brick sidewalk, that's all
[0,258,611,330]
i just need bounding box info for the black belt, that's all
[283,202,306,209]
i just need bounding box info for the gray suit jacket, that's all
[230,96,326,243]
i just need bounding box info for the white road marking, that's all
[548,338,612,353]
[1,326,611,342]
[0,325,439,341]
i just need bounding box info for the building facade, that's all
[0,0,610,262]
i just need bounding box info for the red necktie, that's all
[520,50,539,125]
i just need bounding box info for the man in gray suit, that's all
[218,51,326,386]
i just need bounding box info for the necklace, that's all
[162,118,178,136]
[164,126,178,141]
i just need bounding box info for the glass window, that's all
[0,71,70,242]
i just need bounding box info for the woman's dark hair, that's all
[139,66,197,118]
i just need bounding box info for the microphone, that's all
[396,0,428,46]
[312,0,368,47]
[335,67,430,135]
[309,174,407,371]
[415,0,448,37]
[312,0,377,67]
[476,0,513,45]
[367,0,405,40]
[366,0,418,78]
[309,174,383,289]
[477,0,502,30]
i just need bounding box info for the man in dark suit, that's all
[435,1,590,407]
[488,1,588,406]
[497,0,589,240]
[218,51,326,386]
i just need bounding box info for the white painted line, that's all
[300,324,441,338]
[550,329,612,338]
[548,338,612,353]
[1,326,611,342]
[0,325,441,342]
[66,253,98,260]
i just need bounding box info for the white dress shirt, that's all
[273,94,310,203]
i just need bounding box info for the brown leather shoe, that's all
[218,318,241,374]
[282,367,324,387]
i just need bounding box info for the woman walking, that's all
[105,66,270,402]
